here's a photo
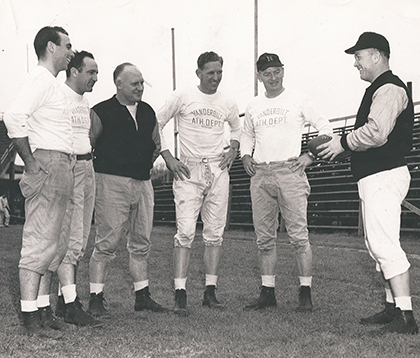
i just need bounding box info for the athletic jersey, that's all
[61,83,91,155]
[241,88,332,163]
[157,86,241,158]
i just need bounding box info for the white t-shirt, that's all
[241,88,333,163]
[157,86,241,158]
[4,66,73,154]
[61,83,91,155]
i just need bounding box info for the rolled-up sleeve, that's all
[346,84,408,151]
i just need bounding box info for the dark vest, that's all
[349,71,413,181]
[92,95,157,180]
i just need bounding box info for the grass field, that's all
[1,224,420,358]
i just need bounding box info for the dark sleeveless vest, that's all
[92,95,157,180]
[344,71,413,181]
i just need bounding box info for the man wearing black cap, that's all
[318,32,418,334]
[241,53,332,312]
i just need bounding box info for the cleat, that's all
[174,289,189,317]
[22,311,63,339]
[244,286,276,311]
[38,305,66,330]
[381,308,418,334]
[65,297,103,327]
[87,292,110,319]
[296,286,313,312]
[202,285,224,310]
[134,287,170,313]
[360,302,396,325]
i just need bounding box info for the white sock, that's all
[174,278,187,290]
[394,296,412,311]
[36,295,50,308]
[58,284,62,296]
[61,284,77,304]
[21,300,38,312]
[299,276,312,287]
[90,283,105,294]
[133,280,149,292]
[205,274,218,287]
[262,275,275,288]
[385,288,394,303]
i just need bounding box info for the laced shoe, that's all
[38,305,66,330]
[296,286,313,312]
[360,302,396,325]
[174,289,189,317]
[202,285,224,309]
[243,286,276,311]
[55,295,66,318]
[381,308,419,334]
[87,292,110,319]
[22,311,63,339]
[134,287,170,313]
[64,297,104,327]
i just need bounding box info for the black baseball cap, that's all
[345,32,390,54]
[256,53,284,72]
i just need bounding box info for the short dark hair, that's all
[197,51,223,70]
[66,51,95,77]
[34,26,68,59]
[113,62,134,83]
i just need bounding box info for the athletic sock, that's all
[174,278,187,291]
[299,276,312,287]
[394,296,412,311]
[90,283,105,295]
[261,275,275,288]
[133,280,149,291]
[21,300,38,312]
[61,284,77,304]
[36,295,50,308]
[205,274,218,287]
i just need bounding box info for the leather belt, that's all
[76,153,93,161]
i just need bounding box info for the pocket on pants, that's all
[19,170,47,200]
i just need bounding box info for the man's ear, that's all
[47,41,55,54]
[196,68,202,80]
[70,67,79,78]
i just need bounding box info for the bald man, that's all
[87,63,168,317]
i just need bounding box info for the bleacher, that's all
[153,114,420,233]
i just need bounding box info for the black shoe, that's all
[296,286,313,312]
[134,287,170,313]
[38,305,66,330]
[360,302,396,325]
[22,311,63,339]
[202,285,224,309]
[87,292,110,319]
[174,289,189,317]
[65,297,104,327]
[243,286,276,311]
[381,308,419,334]
[55,295,66,318]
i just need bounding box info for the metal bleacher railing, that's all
[153,105,420,234]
